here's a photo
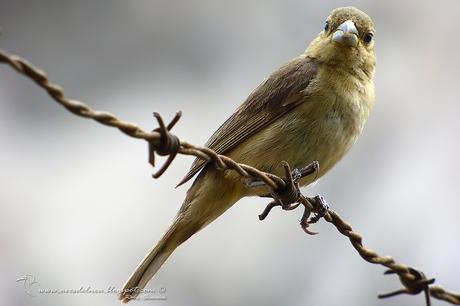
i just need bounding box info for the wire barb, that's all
[149,111,182,178]
[379,268,436,306]
[1,48,459,306]
[255,161,327,235]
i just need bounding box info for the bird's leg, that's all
[308,195,330,224]
[299,203,316,235]
[246,160,319,189]
[298,160,320,181]
[299,195,330,234]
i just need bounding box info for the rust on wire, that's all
[0,49,283,191]
[149,111,181,178]
[1,48,459,305]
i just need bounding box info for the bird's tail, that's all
[119,214,201,303]
[119,168,243,303]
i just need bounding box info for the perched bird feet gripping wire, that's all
[306,195,330,224]
[298,195,330,235]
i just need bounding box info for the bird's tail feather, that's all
[119,215,200,303]
[120,168,242,303]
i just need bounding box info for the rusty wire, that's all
[1,49,459,305]
[0,49,284,190]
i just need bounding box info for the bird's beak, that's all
[332,20,359,47]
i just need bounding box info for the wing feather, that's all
[177,55,319,186]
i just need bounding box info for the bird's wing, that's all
[177,55,319,186]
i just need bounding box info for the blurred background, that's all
[1,1,459,305]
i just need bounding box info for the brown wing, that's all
[177,55,319,186]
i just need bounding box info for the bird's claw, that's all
[247,160,319,188]
[299,195,330,235]
[308,195,329,224]
[300,206,318,235]
[291,168,302,183]
[299,160,320,181]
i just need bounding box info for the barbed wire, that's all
[1,49,459,305]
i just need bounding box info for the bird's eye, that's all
[324,21,330,32]
[363,32,374,43]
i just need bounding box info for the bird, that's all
[119,6,376,302]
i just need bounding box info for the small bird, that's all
[120,6,376,302]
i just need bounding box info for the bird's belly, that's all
[228,96,368,191]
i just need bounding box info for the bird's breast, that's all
[228,66,374,192]
[308,66,374,172]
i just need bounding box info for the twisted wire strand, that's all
[430,286,460,305]
[0,50,284,190]
[1,49,459,305]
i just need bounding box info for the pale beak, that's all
[332,20,359,47]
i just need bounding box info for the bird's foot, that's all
[297,160,320,181]
[247,160,319,188]
[299,195,330,235]
[308,195,330,224]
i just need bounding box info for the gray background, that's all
[1,1,459,306]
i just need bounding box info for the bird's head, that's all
[307,7,376,79]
